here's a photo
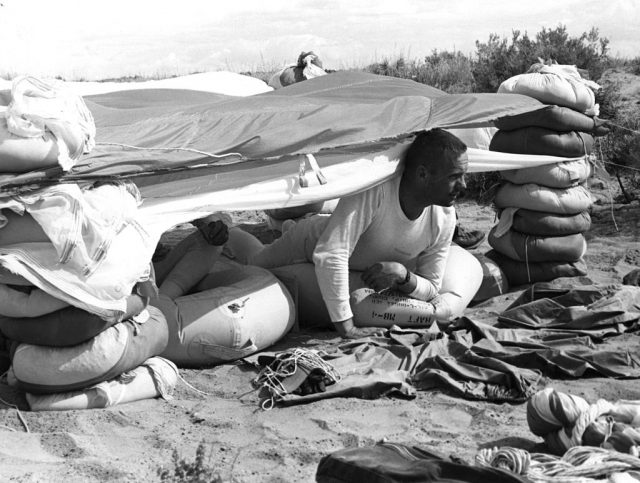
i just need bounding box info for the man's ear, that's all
[416,164,429,182]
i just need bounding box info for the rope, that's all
[95,141,243,161]
[606,121,640,136]
[592,145,619,232]
[524,235,532,284]
[252,348,341,410]
[0,395,30,433]
[176,373,214,397]
[602,160,640,174]
[477,446,640,482]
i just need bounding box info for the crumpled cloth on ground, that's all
[1,76,96,169]
[254,282,640,406]
[499,282,640,335]
[0,182,157,322]
[317,442,528,483]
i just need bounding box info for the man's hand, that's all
[334,318,385,339]
[197,220,229,246]
[361,262,407,292]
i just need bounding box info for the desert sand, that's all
[0,177,639,483]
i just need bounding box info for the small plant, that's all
[157,441,222,483]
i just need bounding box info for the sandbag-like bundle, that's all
[270,263,364,327]
[273,245,483,327]
[510,209,591,237]
[495,183,592,215]
[494,105,609,136]
[473,254,509,302]
[488,226,586,263]
[25,357,178,411]
[490,127,594,157]
[486,250,588,286]
[500,158,591,188]
[0,306,118,347]
[498,70,597,114]
[1,76,95,172]
[527,388,640,455]
[446,126,498,151]
[9,305,168,394]
[155,259,295,367]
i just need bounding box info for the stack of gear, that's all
[527,388,640,456]
[0,78,177,410]
[487,62,609,286]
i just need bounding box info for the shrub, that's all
[157,441,222,483]
[364,52,474,94]
[473,25,610,92]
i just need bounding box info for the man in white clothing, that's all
[245,128,468,338]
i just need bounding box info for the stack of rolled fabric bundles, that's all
[486,61,609,285]
[0,78,178,410]
[0,183,177,411]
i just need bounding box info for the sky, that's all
[1,0,638,80]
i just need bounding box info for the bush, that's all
[158,441,222,483]
[473,25,610,92]
[596,77,640,198]
[363,52,474,94]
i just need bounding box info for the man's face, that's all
[423,152,468,207]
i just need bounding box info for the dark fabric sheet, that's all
[256,284,640,406]
[316,442,528,483]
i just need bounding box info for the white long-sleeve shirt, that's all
[311,174,456,322]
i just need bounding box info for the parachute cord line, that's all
[524,235,532,284]
[596,143,620,232]
[0,395,30,433]
[252,348,341,410]
[602,160,640,173]
[95,141,242,160]
[176,373,213,397]
[606,121,640,136]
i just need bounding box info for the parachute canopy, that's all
[1,72,585,231]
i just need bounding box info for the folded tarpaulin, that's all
[0,72,588,233]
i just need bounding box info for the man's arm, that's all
[411,208,457,300]
[312,183,385,328]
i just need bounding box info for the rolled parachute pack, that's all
[493,105,609,136]
[154,259,295,367]
[488,226,586,263]
[498,68,598,114]
[9,305,168,394]
[0,305,119,347]
[446,126,498,151]
[473,254,509,303]
[25,357,178,411]
[527,388,640,455]
[502,208,591,237]
[270,262,364,327]
[265,199,338,231]
[495,183,592,215]
[350,289,440,327]
[500,158,591,189]
[0,76,96,172]
[490,127,594,157]
[486,250,588,286]
[349,245,483,327]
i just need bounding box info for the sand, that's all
[1,178,639,482]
